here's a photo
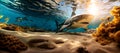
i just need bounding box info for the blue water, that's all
[0,0,97,32]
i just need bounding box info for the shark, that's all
[56,14,94,32]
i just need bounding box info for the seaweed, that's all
[93,6,120,45]
[0,32,28,53]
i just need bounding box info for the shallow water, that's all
[0,0,100,32]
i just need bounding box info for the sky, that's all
[1,0,120,18]
[58,0,120,16]
[57,0,120,23]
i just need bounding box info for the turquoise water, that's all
[0,0,98,32]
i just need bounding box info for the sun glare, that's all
[87,0,99,16]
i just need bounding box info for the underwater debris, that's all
[4,17,9,23]
[0,32,28,53]
[0,15,3,19]
[16,17,23,22]
[16,17,28,22]
[92,6,120,45]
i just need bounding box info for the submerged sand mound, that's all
[0,29,119,53]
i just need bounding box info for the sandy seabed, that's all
[0,29,120,53]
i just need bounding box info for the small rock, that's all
[36,42,56,49]
[28,39,48,47]
[54,39,64,44]
[77,47,89,53]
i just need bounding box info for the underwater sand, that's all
[0,29,120,53]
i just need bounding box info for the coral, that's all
[0,32,28,53]
[1,24,46,32]
[93,6,120,45]
[113,31,120,43]
[3,24,25,32]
